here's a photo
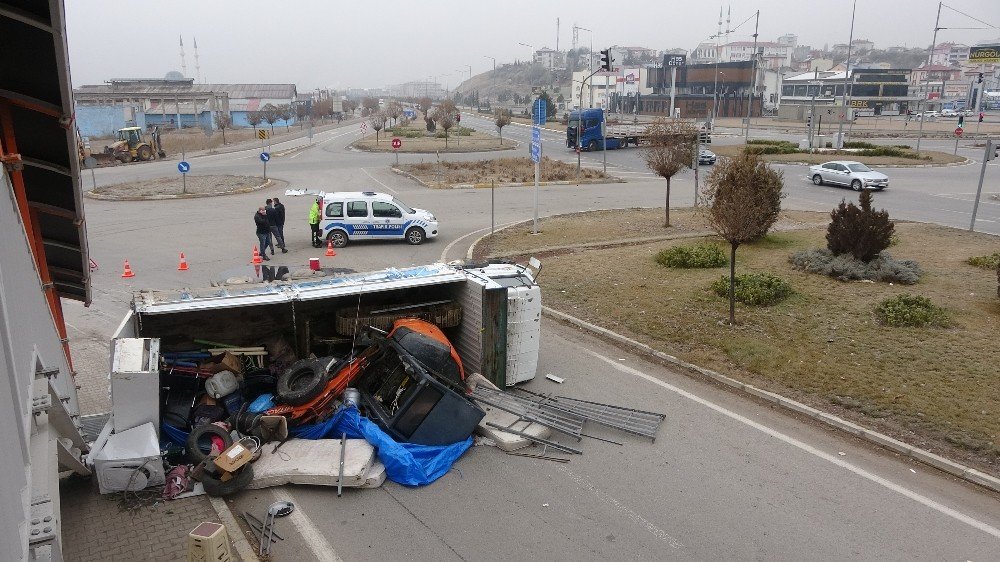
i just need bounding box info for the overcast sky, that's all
[65,0,999,90]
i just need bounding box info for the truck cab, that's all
[566,108,607,151]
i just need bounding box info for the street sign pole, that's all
[531,124,541,235]
[181,147,186,194]
[969,140,992,231]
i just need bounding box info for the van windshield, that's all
[392,198,415,214]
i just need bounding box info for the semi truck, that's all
[566,108,710,151]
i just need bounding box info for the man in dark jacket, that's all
[265,198,287,254]
[272,197,288,252]
[254,207,272,260]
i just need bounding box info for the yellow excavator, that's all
[101,126,166,163]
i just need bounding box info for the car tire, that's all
[851,179,863,191]
[327,229,349,248]
[812,174,823,186]
[588,140,599,152]
[276,359,329,406]
[201,464,254,497]
[187,424,234,464]
[405,227,425,245]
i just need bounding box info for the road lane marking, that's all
[271,488,343,562]
[361,168,399,195]
[442,222,518,262]
[585,349,1000,540]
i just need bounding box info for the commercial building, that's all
[73,77,297,135]
[780,68,916,116]
[532,48,566,70]
[640,60,778,118]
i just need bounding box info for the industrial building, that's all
[73,76,297,136]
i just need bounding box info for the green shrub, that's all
[789,248,922,284]
[855,146,929,160]
[967,252,1000,270]
[843,141,878,149]
[746,139,789,146]
[875,293,948,327]
[711,272,792,306]
[827,189,895,261]
[655,243,727,268]
[744,141,802,155]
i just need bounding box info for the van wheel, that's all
[327,230,348,248]
[201,464,254,497]
[405,227,426,245]
[812,174,823,186]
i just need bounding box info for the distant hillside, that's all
[454,62,567,105]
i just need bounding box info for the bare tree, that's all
[643,118,698,227]
[361,97,379,117]
[246,111,262,135]
[386,101,403,127]
[213,113,232,145]
[494,108,512,145]
[295,102,309,127]
[704,150,785,325]
[277,104,293,131]
[370,111,387,144]
[342,99,358,115]
[417,97,433,119]
[432,105,456,147]
[261,103,279,135]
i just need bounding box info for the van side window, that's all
[372,201,402,218]
[325,202,343,218]
[347,201,368,218]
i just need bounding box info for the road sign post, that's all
[970,139,994,231]
[954,126,963,155]
[260,151,270,181]
[531,126,541,235]
[392,137,401,165]
[177,149,189,194]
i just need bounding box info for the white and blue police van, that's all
[316,191,439,247]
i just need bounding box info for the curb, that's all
[85,179,275,201]
[208,496,259,561]
[541,306,1000,494]
[774,159,970,169]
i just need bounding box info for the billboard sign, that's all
[969,45,1000,64]
[664,54,686,67]
[618,68,641,96]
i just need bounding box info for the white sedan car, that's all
[809,161,889,191]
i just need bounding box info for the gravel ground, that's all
[88,174,267,199]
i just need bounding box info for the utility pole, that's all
[836,0,857,149]
[744,10,759,144]
[916,1,943,156]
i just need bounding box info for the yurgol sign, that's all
[969,45,1000,64]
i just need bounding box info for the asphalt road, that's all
[66,119,1000,560]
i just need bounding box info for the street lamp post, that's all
[577,27,594,106]
[836,0,857,149]
[744,10,759,144]
[916,2,943,155]
[483,56,496,108]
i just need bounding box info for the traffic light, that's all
[600,49,613,72]
[978,72,984,84]
[807,115,813,129]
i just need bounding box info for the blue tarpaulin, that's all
[292,406,472,487]
[162,406,471,487]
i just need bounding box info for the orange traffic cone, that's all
[177,252,189,271]
[251,245,263,265]
[325,239,336,257]
[121,259,135,278]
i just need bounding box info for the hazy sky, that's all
[65,0,999,90]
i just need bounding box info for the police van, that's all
[316,191,439,247]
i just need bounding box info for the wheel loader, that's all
[102,126,167,163]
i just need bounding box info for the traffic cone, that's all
[121,259,135,278]
[251,245,263,265]
[177,252,189,271]
[325,239,336,257]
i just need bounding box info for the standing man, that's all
[272,197,287,252]
[254,207,272,260]
[266,198,287,254]
[309,196,322,248]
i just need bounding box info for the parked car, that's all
[809,161,889,191]
[698,149,717,165]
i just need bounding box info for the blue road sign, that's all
[530,144,540,162]
[533,99,546,126]
[532,126,541,144]
[177,161,190,173]
[530,127,541,163]
[260,152,270,162]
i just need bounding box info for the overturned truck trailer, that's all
[112,262,541,389]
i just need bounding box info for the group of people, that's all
[254,196,325,259]
[253,198,287,260]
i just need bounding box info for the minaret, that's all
[179,35,187,78]
[194,37,201,83]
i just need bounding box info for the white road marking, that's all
[585,348,1000,540]
[270,489,343,562]
[441,222,518,262]
[361,168,399,195]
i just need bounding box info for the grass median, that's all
[477,208,1000,473]
[712,143,966,166]
[398,157,611,187]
